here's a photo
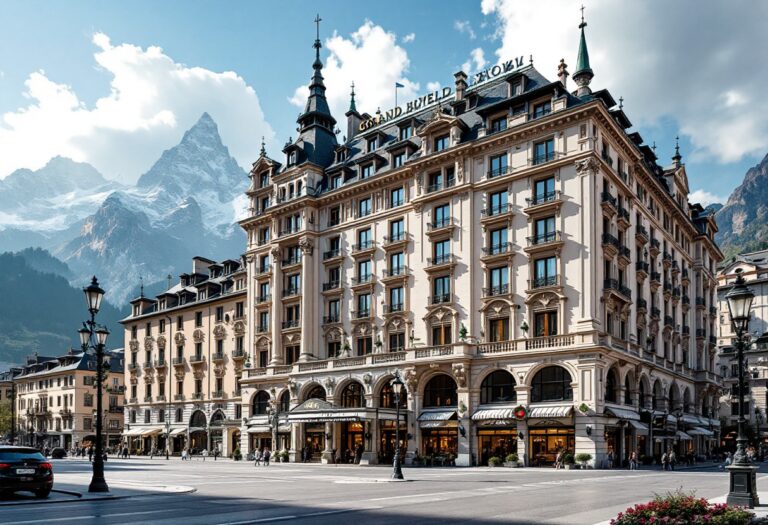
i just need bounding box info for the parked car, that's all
[50,448,67,459]
[0,446,54,498]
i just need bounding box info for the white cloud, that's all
[289,21,419,127]
[0,33,275,182]
[689,189,726,207]
[402,33,416,44]
[461,47,487,75]
[481,0,768,164]
[454,20,477,40]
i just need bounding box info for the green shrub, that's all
[233,448,242,461]
[505,453,519,463]
[575,453,593,465]
[610,490,753,525]
[488,456,502,467]
[563,453,575,464]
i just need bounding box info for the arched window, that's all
[480,370,517,404]
[210,410,225,427]
[639,381,647,410]
[341,382,365,408]
[305,385,326,401]
[423,374,457,408]
[279,390,290,413]
[251,391,270,415]
[380,381,406,409]
[652,380,663,410]
[624,376,632,405]
[605,369,618,403]
[668,386,678,412]
[531,366,572,403]
[189,410,206,428]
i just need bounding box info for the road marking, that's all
[217,507,384,525]
[2,516,97,524]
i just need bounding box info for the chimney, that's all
[557,59,569,88]
[454,71,468,102]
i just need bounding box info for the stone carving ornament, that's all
[575,156,600,175]
[193,329,205,343]
[234,320,246,335]
[213,325,226,339]
[174,333,186,345]
[156,335,166,350]
[144,337,154,351]
[452,363,467,388]
[324,377,336,395]
[129,340,139,352]
[298,236,314,255]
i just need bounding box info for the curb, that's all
[0,486,196,507]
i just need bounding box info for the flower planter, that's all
[564,464,573,470]
[503,462,520,468]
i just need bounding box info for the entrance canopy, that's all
[286,398,400,424]
[472,406,517,421]
[529,405,573,418]
[169,427,186,437]
[628,420,649,433]
[676,431,693,441]
[686,427,714,437]
[604,406,641,421]
[418,409,457,429]
[123,427,146,437]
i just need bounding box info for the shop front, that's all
[604,407,648,467]
[379,419,407,464]
[418,409,458,460]
[527,405,574,466]
[189,428,208,453]
[471,406,520,466]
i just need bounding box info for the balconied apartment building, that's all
[717,249,768,452]
[236,19,723,467]
[121,257,247,455]
[11,350,125,450]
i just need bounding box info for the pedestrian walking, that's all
[661,451,669,471]
[202,448,208,461]
[254,450,261,467]
[214,447,219,461]
[607,449,614,469]
[669,450,676,471]
[629,451,638,470]
[264,448,271,466]
[554,450,563,470]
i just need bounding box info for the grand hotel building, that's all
[125,19,724,466]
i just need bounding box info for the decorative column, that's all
[269,247,283,366]
[298,236,317,362]
[453,363,471,466]
[321,422,334,463]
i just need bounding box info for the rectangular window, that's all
[489,227,508,254]
[534,311,558,337]
[259,282,270,301]
[489,318,510,342]
[358,197,372,217]
[533,256,557,287]
[489,153,508,178]
[195,311,203,327]
[434,134,450,152]
[357,293,371,317]
[260,171,269,188]
[356,336,373,356]
[159,319,166,334]
[259,351,269,368]
[331,175,342,189]
[131,326,137,339]
[286,273,301,294]
[361,163,374,179]
[433,239,450,263]
[367,136,378,152]
[389,287,404,311]
[389,332,405,352]
[328,299,340,320]
[285,345,300,365]
[329,206,341,226]
[534,216,557,243]
[390,187,404,207]
[393,152,406,167]
[533,138,555,164]
[489,267,508,293]
[195,379,202,395]
[533,101,552,119]
[258,311,269,331]
[399,125,413,140]
[215,306,224,323]
[327,341,341,358]
[432,325,452,345]
[433,276,451,303]
[433,203,450,227]
[194,342,203,360]
[357,259,371,281]
[490,117,507,133]
[389,218,405,242]
[533,176,556,204]
[488,190,508,216]
[389,252,404,274]
[357,228,372,248]
[145,322,152,336]
[235,301,244,318]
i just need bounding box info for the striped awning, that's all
[169,427,186,437]
[687,426,714,437]
[529,405,573,418]
[123,427,145,437]
[142,428,163,437]
[682,414,702,426]
[418,410,457,422]
[604,407,641,421]
[471,407,517,421]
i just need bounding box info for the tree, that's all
[0,399,12,438]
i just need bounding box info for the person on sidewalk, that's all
[264,448,271,466]
[629,451,638,470]
[88,446,93,463]
[201,448,208,461]
[668,450,676,471]
[661,451,669,471]
[213,447,219,461]
[554,450,563,470]
[607,449,614,469]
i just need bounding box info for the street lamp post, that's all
[725,269,759,508]
[390,372,405,480]
[79,276,110,494]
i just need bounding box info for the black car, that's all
[50,448,67,459]
[0,446,54,498]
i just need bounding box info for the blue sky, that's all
[1,0,766,205]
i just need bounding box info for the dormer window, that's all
[532,101,551,119]
[393,151,406,168]
[399,125,413,140]
[367,137,378,152]
[337,149,347,162]
[361,163,374,179]
[490,117,507,134]
[510,80,522,96]
[259,171,269,188]
[331,175,342,189]
[288,151,297,166]
[434,134,450,152]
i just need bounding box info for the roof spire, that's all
[572,4,594,98]
[259,136,266,157]
[349,81,357,113]
[619,96,624,110]
[672,135,682,167]
[139,276,144,298]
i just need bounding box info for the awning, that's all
[123,427,142,437]
[169,427,186,437]
[142,428,163,437]
[676,431,693,441]
[687,426,714,437]
[604,407,641,421]
[247,426,272,434]
[471,407,517,421]
[628,420,649,433]
[418,410,457,428]
[681,414,701,426]
[529,405,573,418]
[420,420,459,429]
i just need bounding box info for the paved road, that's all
[0,458,763,525]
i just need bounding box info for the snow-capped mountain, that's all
[0,113,251,305]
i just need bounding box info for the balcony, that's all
[524,191,562,214]
[426,254,456,272]
[256,294,272,304]
[382,266,409,283]
[278,228,301,238]
[189,354,205,365]
[232,348,246,360]
[483,284,509,297]
[530,151,560,166]
[282,320,300,330]
[282,287,300,298]
[351,240,376,256]
[351,274,375,289]
[637,298,647,312]
[524,231,563,253]
[696,297,706,308]
[352,310,371,320]
[650,272,661,289]
[635,225,649,244]
[383,303,404,314]
[527,275,560,290]
[323,248,343,262]
[282,257,301,268]
[487,164,511,179]
[664,315,674,328]
[322,281,341,293]
[154,359,167,369]
[383,231,408,248]
[682,295,690,307]
[174,394,185,401]
[604,278,631,301]
[601,192,617,216]
[212,352,225,362]
[481,203,513,223]
[430,293,453,305]
[426,177,456,194]
[142,361,153,370]
[636,261,649,280]
[128,363,138,371]
[144,396,153,403]
[618,245,631,265]
[426,217,456,236]
[481,242,513,262]
[172,357,185,367]
[212,391,225,400]
[617,207,630,228]
[322,315,340,325]
[662,252,673,268]
[256,324,270,334]
[681,269,690,284]
[649,238,661,256]
[696,328,706,338]
[192,393,204,401]
[682,326,690,336]
[601,233,619,257]
[671,260,680,274]
[709,306,718,317]
[709,335,717,345]
[651,307,661,319]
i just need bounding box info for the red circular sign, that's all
[514,406,527,420]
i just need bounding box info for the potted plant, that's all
[233,447,242,461]
[520,321,529,334]
[575,453,593,469]
[488,456,502,467]
[563,453,575,469]
[504,453,520,467]
[459,324,468,341]
[341,342,351,358]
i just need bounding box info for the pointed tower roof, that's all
[298,14,336,129]
[348,82,357,113]
[672,135,682,167]
[572,6,594,97]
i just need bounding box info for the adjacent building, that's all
[717,250,768,453]
[231,18,723,467]
[12,350,125,450]
[121,257,247,456]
